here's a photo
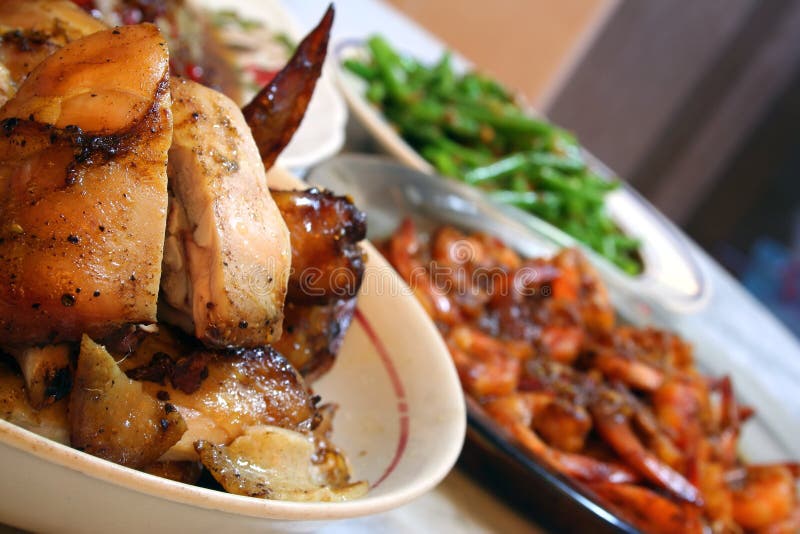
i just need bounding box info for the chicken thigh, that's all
[0,24,172,346]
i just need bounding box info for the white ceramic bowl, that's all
[0,167,466,533]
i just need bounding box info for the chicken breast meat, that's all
[0,23,172,347]
[161,78,291,348]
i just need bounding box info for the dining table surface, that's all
[2,1,799,532]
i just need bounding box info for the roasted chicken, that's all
[116,325,317,462]
[273,298,357,383]
[272,188,367,305]
[70,335,187,469]
[243,5,333,170]
[196,424,367,501]
[0,358,68,444]
[0,1,366,502]
[161,78,291,348]
[0,23,172,346]
[0,0,106,105]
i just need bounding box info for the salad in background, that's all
[74,0,295,104]
[344,35,642,275]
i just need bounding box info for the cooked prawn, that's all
[485,393,638,484]
[731,464,799,531]
[381,221,800,532]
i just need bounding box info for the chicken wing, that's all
[272,298,357,383]
[242,6,333,169]
[0,24,172,346]
[160,78,291,348]
[271,188,366,304]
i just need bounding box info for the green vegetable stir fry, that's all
[344,35,643,275]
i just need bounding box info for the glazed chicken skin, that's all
[116,325,317,461]
[0,23,172,346]
[273,298,358,382]
[0,0,106,105]
[271,188,367,304]
[269,187,366,381]
[161,78,291,348]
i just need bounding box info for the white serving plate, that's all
[0,167,466,533]
[308,155,800,530]
[197,0,348,171]
[334,42,710,314]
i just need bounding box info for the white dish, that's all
[197,0,348,171]
[334,42,710,314]
[308,155,800,530]
[0,167,466,533]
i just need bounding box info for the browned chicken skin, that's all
[271,188,366,305]
[161,78,291,348]
[0,24,172,347]
[0,0,106,105]
[273,298,357,383]
[116,325,318,462]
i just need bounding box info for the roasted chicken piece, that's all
[273,298,357,382]
[116,325,317,461]
[160,78,291,348]
[0,0,106,105]
[8,344,72,409]
[0,24,172,346]
[196,424,367,502]
[69,335,187,469]
[243,6,333,169]
[271,188,367,304]
[0,358,69,444]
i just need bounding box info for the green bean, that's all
[443,109,481,139]
[537,168,604,204]
[422,146,461,177]
[510,174,529,193]
[457,101,552,137]
[365,80,386,103]
[430,52,455,95]
[343,58,377,80]
[464,153,528,184]
[488,190,540,208]
[434,137,493,167]
[527,152,584,173]
[367,36,412,102]
[406,99,445,123]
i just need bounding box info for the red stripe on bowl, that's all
[354,309,410,489]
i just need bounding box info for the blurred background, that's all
[387,0,800,335]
